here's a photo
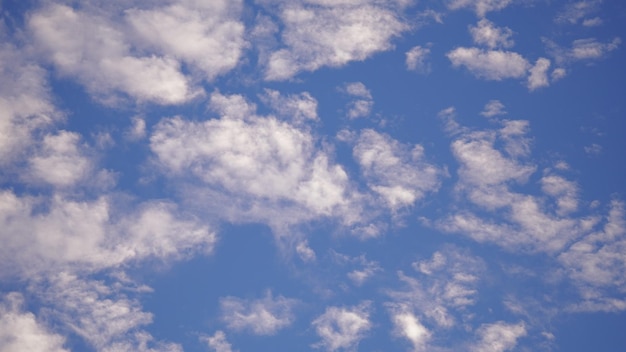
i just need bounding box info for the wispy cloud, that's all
[312,302,372,351]
[220,291,298,335]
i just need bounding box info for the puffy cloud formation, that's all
[447,47,530,80]
[471,321,527,352]
[28,4,201,105]
[447,0,513,17]
[126,0,247,80]
[405,45,431,73]
[353,129,441,210]
[201,331,236,352]
[481,100,507,118]
[263,0,411,80]
[0,191,215,279]
[527,58,551,91]
[150,92,357,228]
[343,82,374,119]
[469,19,514,49]
[312,302,372,351]
[220,292,298,335]
[0,293,68,352]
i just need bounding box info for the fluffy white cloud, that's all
[447,47,530,80]
[353,129,441,210]
[201,331,236,352]
[0,40,58,167]
[447,0,513,17]
[388,246,485,335]
[28,4,200,105]
[126,0,246,80]
[471,321,526,352]
[558,200,626,312]
[312,302,372,351]
[150,92,357,228]
[405,45,431,73]
[481,100,506,118]
[220,291,298,335]
[261,89,319,124]
[36,273,181,352]
[343,82,373,119]
[544,37,621,65]
[27,131,92,187]
[469,19,514,49]
[390,311,431,352]
[0,190,215,278]
[555,0,602,25]
[527,58,551,91]
[0,293,68,352]
[263,0,410,80]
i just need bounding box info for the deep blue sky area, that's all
[1,0,625,351]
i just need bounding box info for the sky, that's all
[0,0,625,351]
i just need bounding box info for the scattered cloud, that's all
[447,0,513,17]
[481,100,507,118]
[390,310,431,352]
[555,0,602,25]
[261,89,319,124]
[471,321,527,352]
[220,291,298,335]
[201,331,237,352]
[405,45,431,73]
[469,19,514,49]
[544,37,621,65]
[150,92,358,229]
[584,143,603,155]
[342,82,374,119]
[126,0,247,81]
[447,47,530,80]
[353,129,441,210]
[312,302,372,351]
[263,0,410,80]
[527,58,551,91]
[0,293,69,352]
[28,4,202,105]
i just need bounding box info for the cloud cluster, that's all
[220,291,298,335]
[263,0,411,80]
[312,302,372,351]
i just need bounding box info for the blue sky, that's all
[1,0,625,351]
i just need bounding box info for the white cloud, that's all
[27,131,92,187]
[405,45,431,73]
[544,37,621,65]
[551,68,567,81]
[28,4,200,105]
[126,0,246,81]
[555,0,602,25]
[447,47,530,80]
[527,58,551,91]
[471,321,527,352]
[386,247,485,350]
[390,311,431,352]
[220,291,298,335]
[201,331,236,352]
[481,100,506,118]
[353,129,441,210]
[558,200,626,312]
[36,273,182,352]
[343,82,373,119]
[0,191,216,278]
[312,302,372,351]
[261,89,319,124]
[332,252,382,286]
[469,19,514,49]
[584,143,602,155]
[0,293,68,352]
[582,17,603,27]
[263,1,410,80]
[296,240,317,262]
[150,92,358,229]
[0,41,58,167]
[125,116,147,141]
[447,0,513,17]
